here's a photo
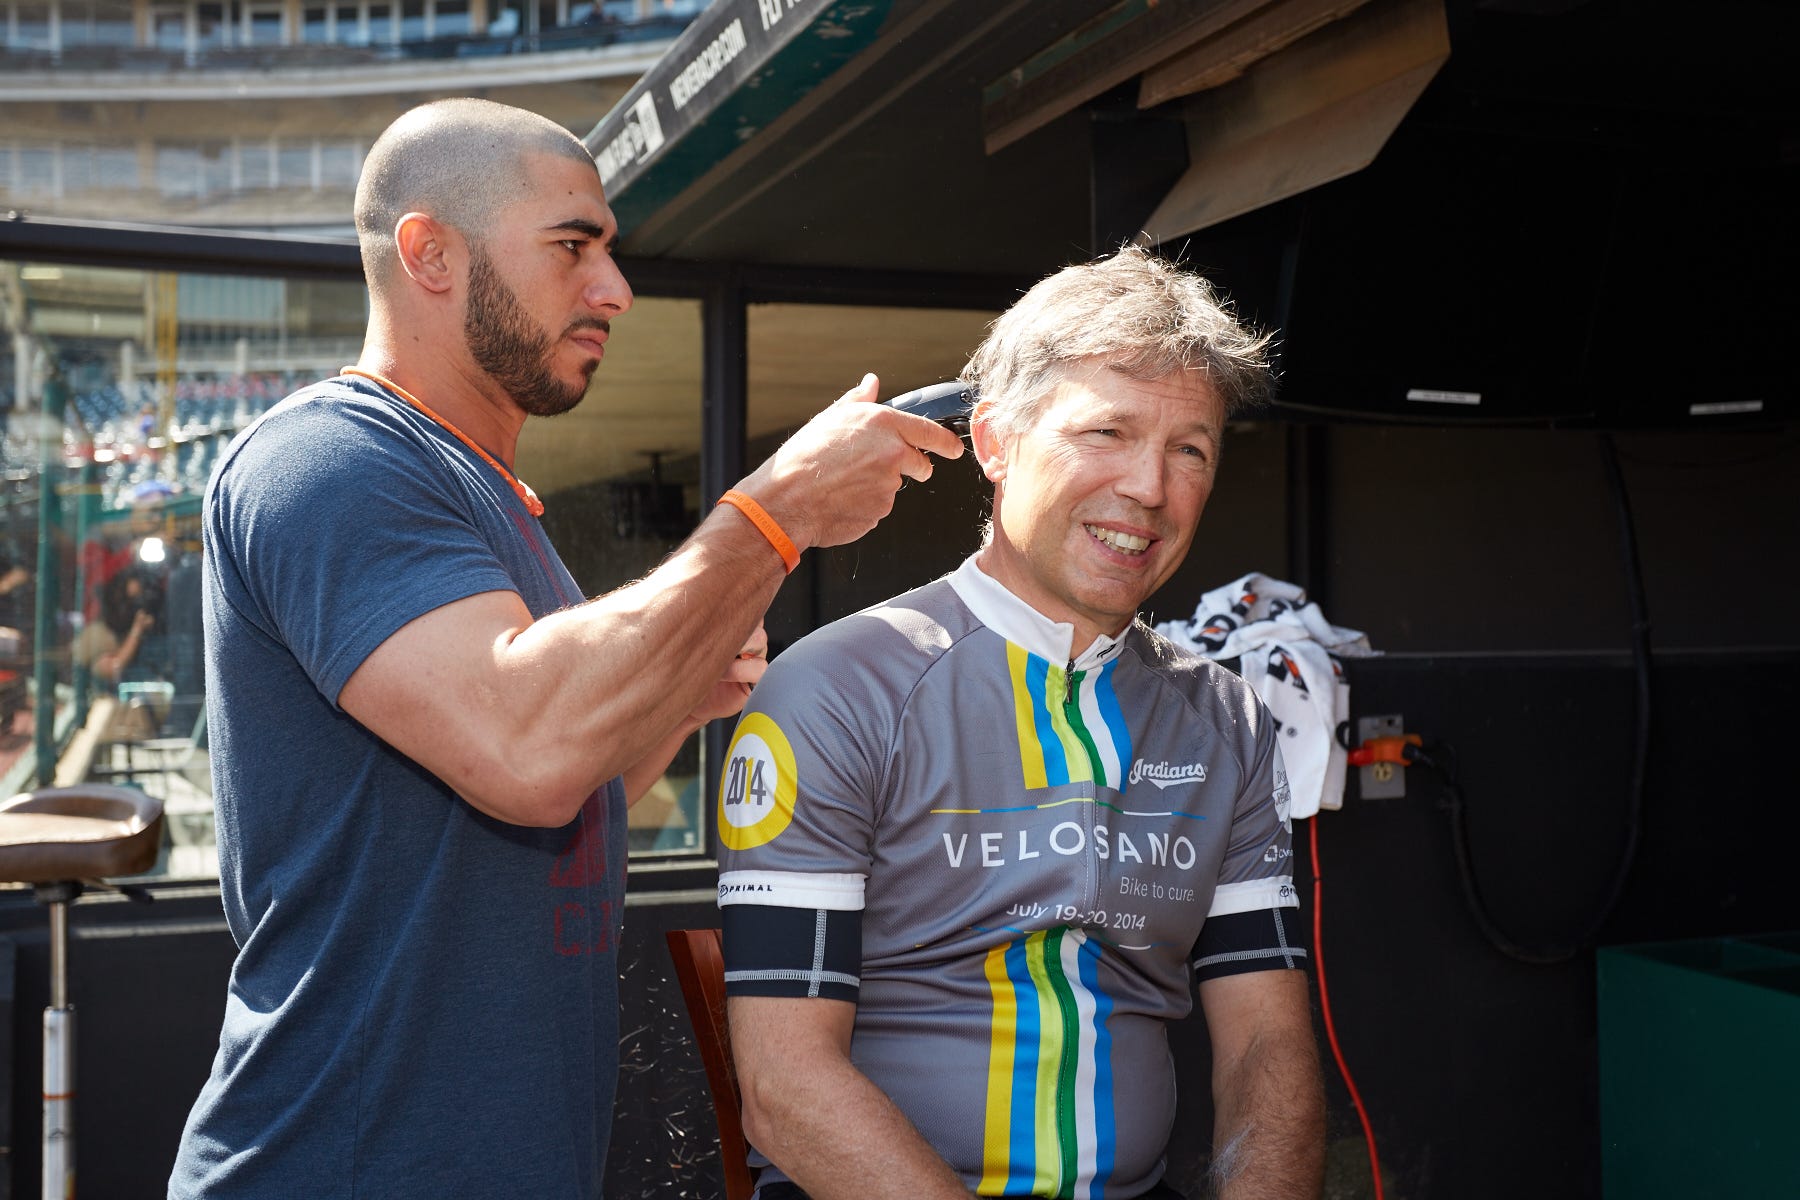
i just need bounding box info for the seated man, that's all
[717,247,1326,1200]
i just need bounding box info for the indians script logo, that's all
[1128,759,1208,790]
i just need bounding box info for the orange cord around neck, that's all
[343,367,545,518]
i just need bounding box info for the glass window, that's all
[244,2,284,44]
[88,145,139,192]
[300,3,331,42]
[15,146,57,197]
[48,145,137,197]
[200,143,232,197]
[318,141,358,189]
[276,142,314,189]
[0,258,370,881]
[485,4,517,36]
[59,0,137,48]
[519,296,706,854]
[333,2,364,44]
[8,2,52,49]
[369,0,397,42]
[433,0,470,37]
[0,261,725,872]
[155,146,204,198]
[236,140,275,190]
[745,304,998,646]
[193,1,231,48]
[150,5,187,51]
[60,145,97,194]
[397,0,424,40]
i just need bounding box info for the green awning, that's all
[582,0,897,234]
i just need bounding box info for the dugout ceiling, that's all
[582,0,1798,427]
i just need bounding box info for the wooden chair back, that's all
[664,927,755,1200]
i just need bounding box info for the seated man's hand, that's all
[687,623,768,727]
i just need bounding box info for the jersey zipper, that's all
[1064,658,1100,920]
[1058,664,1093,1194]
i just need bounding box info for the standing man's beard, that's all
[464,244,599,418]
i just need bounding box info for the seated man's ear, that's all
[969,405,1009,485]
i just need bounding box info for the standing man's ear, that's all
[970,404,1009,486]
[393,212,456,295]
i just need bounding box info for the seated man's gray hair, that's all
[961,244,1274,437]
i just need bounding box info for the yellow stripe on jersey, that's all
[980,945,1019,1195]
[1007,642,1049,790]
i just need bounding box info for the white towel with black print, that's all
[1155,573,1376,818]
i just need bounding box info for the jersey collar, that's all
[946,554,1127,670]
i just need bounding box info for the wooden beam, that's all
[1140,0,1448,239]
[982,0,1278,156]
[1138,0,1372,107]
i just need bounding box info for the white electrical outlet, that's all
[1357,713,1407,799]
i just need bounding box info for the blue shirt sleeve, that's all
[205,391,519,708]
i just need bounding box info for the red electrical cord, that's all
[1309,816,1385,1200]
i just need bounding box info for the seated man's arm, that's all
[1191,722,1324,1199]
[1198,967,1325,1200]
[729,995,973,1200]
[715,608,966,1196]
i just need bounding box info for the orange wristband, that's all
[717,489,801,573]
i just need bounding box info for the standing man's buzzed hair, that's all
[354,97,599,288]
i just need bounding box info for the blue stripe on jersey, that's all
[1097,660,1132,793]
[1005,937,1041,1194]
[1025,653,1073,786]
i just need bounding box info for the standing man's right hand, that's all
[737,374,965,551]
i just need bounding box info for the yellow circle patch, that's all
[718,712,798,850]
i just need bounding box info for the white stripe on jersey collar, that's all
[945,554,1127,671]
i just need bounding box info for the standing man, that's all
[169,98,960,1198]
[718,247,1326,1199]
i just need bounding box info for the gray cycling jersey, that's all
[718,555,1298,1199]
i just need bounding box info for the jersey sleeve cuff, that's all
[1207,875,1298,917]
[718,870,866,911]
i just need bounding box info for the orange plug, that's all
[1346,734,1422,767]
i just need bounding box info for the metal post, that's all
[700,273,746,858]
[42,888,76,1200]
[34,374,67,787]
[47,896,67,1010]
[70,459,96,730]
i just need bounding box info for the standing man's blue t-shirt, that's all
[170,375,627,1198]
